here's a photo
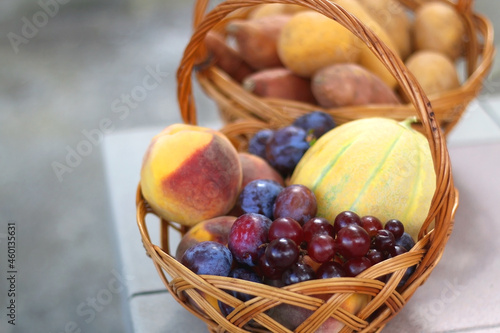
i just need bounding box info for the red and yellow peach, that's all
[140,124,242,226]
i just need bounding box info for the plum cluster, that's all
[248,111,335,177]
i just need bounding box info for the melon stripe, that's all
[401,134,424,222]
[349,127,405,213]
[310,139,357,192]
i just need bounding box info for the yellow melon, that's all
[290,117,435,239]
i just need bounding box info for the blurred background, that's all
[0,0,499,332]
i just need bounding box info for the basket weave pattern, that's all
[187,0,494,136]
[137,0,461,332]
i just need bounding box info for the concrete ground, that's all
[0,1,498,332]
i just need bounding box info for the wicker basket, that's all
[186,0,494,136]
[136,0,459,332]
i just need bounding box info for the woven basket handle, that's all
[192,0,209,29]
[456,0,474,13]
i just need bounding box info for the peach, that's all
[140,124,242,226]
[175,215,236,261]
[238,152,284,188]
[267,293,370,332]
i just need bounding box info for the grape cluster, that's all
[179,184,417,314]
[228,180,416,284]
[180,182,416,282]
[248,111,336,177]
[331,212,416,284]
[224,210,415,289]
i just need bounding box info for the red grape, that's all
[282,262,315,285]
[265,238,300,269]
[258,253,284,279]
[315,261,346,279]
[335,225,371,259]
[333,211,362,235]
[387,245,407,258]
[360,215,383,237]
[302,217,334,243]
[373,229,396,252]
[269,217,304,245]
[344,257,372,277]
[307,234,335,263]
[384,219,405,240]
[365,248,384,265]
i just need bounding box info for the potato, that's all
[204,31,254,83]
[356,0,412,59]
[404,50,461,97]
[412,1,465,60]
[277,11,362,77]
[226,15,292,69]
[242,67,316,104]
[311,63,400,108]
[333,0,400,88]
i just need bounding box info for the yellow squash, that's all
[290,117,436,240]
